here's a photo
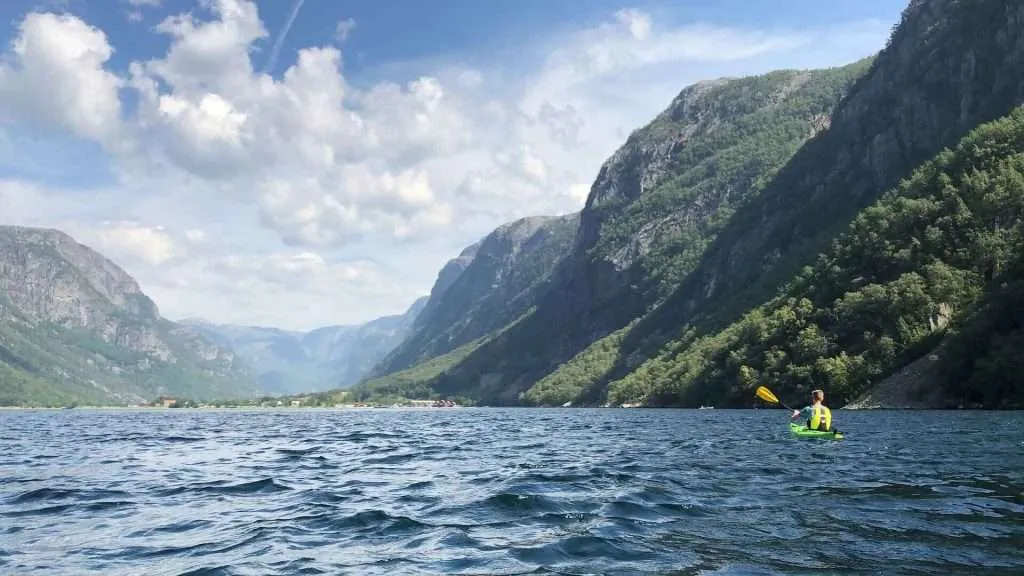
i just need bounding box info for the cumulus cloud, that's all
[143,241,414,329]
[3,202,415,329]
[84,222,181,266]
[0,13,123,144]
[0,0,892,327]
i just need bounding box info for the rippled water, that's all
[1,408,1022,575]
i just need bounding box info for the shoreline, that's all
[1,405,1014,411]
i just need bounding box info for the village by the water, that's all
[139,396,464,409]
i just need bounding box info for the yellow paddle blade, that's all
[755,386,779,404]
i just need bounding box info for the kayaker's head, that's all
[811,389,824,404]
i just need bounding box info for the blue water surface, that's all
[1,408,1022,575]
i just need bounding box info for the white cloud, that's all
[121,0,159,24]
[335,18,356,43]
[616,8,652,40]
[0,180,50,220]
[0,1,894,328]
[0,13,122,144]
[85,222,181,266]
[144,241,416,330]
[141,0,267,92]
[185,228,206,244]
[0,185,417,329]
[256,167,454,248]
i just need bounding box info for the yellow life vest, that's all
[809,404,831,431]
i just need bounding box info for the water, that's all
[1,408,1022,576]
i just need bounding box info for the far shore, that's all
[1,405,1009,411]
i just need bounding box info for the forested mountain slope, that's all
[330,0,1024,409]
[429,62,874,405]
[0,226,259,406]
[604,107,1024,409]
[523,0,1024,407]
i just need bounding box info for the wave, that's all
[1,408,1021,574]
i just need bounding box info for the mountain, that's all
[578,0,1024,409]
[368,214,579,378]
[341,214,578,404]
[428,61,875,405]
[345,0,1024,408]
[608,106,1024,410]
[0,226,259,406]
[181,297,426,395]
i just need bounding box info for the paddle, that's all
[755,385,794,411]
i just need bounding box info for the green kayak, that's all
[789,422,844,440]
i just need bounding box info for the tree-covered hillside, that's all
[297,0,1024,410]
[521,0,1024,407]
[425,62,873,405]
[601,106,1024,409]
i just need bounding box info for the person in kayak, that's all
[790,389,836,432]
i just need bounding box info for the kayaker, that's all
[790,389,836,432]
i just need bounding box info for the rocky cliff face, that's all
[368,213,579,379]
[410,244,479,335]
[603,0,1024,383]
[347,0,1024,408]
[184,296,426,395]
[530,0,1024,407]
[0,227,157,331]
[423,62,871,405]
[0,226,257,406]
[679,0,1024,312]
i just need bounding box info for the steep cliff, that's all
[183,297,426,394]
[607,106,1024,408]
[368,214,579,378]
[526,0,1024,407]
[0,226,259,406]
[429,61,872,405]
[343,0,1024,408]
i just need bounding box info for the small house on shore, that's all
[154,396,176,408]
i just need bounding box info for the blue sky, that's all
[2,1,907,78]
[0,0,907,329]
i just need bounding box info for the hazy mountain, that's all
[0,226,259,406]
[181,297,426,395]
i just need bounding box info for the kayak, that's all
[789,422,844,440]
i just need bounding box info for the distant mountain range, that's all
[0,223,426,405]
[179,297,425,395]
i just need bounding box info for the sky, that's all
[0,0,908,331]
